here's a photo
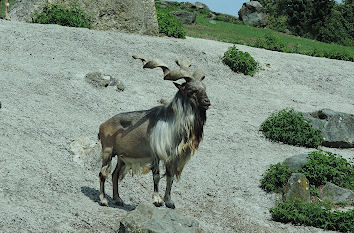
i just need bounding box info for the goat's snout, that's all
[201,97,211,110]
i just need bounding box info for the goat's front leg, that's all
[112,158,124,206]
[152,160,164,207]
[164,167,175,209]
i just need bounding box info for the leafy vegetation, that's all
[261,150,354,231]
[152,2,353,62]
[259,0,354,46]
[0,0,14,19]
[260,150,354,194]
[222,46,259,75]
[270,199,354,232]
[33,3,92,29]
[156,9,185,38]
[254,34,286,52]
[260,109,324,148]
[260,163,293,193]
[300,150,354,190]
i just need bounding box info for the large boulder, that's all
[283,154,309,172]
[9,0,159,35]
[119,203,202,233]
[320,182,354,204]
[171,10,196,24]
[302,109,354,148]
[283,173,311,203]
[238,1,267,27]
[194,2,209,11]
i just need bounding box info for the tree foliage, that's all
[259,0,354,46]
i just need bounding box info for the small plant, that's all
[254,34,287,52]
[260,109,323,148]
[33,3,92,29]
[270,199,354,232]
[260,163,293,193]
[156,9,186,38]
[222,46,259,76]
[299,150,354,190]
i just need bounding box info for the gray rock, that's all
[116,81,126,92]
[284,173,311,203]
[209,20,216,24]
[119,203,202,233]
[284,28,291,35]
[302,109,354,148]
[171,10,196,24]
[10,0,159,35]
[194,2,209,11]
[85,72,115,88]
[320,182,354,204]
[283,154,309,172]
[238,1,267,27]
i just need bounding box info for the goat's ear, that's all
[173,82,183,91]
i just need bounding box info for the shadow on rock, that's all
[81,186,136,211]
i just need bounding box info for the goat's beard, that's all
[194,106,206,143]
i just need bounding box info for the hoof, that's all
[165,200,175,209]
[114,196,124,206]
[99,194,108,206]
[153,201,164,207]
[100,198,108,206]
[153,193,164,207]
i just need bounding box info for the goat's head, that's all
[133,55,210,110]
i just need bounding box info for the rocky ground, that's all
[0,19,353,232]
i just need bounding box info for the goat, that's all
[4,0,10,20]
[98,55,210,209]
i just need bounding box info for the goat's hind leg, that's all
[99,147,113,206]
[112,158,125,206]
[152,160,164,207]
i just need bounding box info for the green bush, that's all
[260,109,323,148]
[260,150,353,194]
[222,46,259,76]
[33,3,92,29]
[267,15,288,32]
[156,9,186,38]
[270,199,354,232]
[260,163,293,193]
[299,150,354,190]
[254,34,287,52]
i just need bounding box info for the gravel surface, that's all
[0,19,353,233]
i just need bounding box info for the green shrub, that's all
[260,109,324,148]
[270,199,354,232]
[260,150,353,194]
[33,3,92,29]
[260,163,293,193]
[267,15,288,32]
[222,46,259,76]
[254,34,287,52]
[299,150,354,190]
[156,9,186,38]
